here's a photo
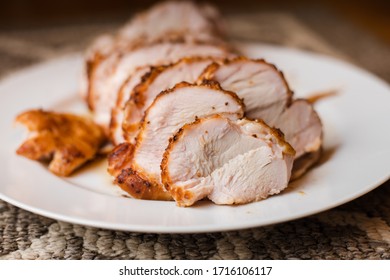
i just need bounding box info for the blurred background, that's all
[0,0,389,79]
[1,0,389,44]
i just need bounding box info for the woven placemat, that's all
[1,11,389,260]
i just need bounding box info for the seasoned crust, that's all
[198,56,294,107]
[241,117,296,156]
[121,65,167,141]
[86,53,107,111]
[15,109,106,176]
[107,142,134,176]
[115,167,172,201]
[107,142,172,200]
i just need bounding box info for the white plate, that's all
[1,43,390,233]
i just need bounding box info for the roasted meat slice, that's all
[118,1,225,46]
[161,115,295,206]
[200,58,322,178]
[83,1,225,64]
[276,99,322,159]
[109,66,151,144]
[121,57,216,144]
[80,34,115,101]
[82,0,228,114]
[87,43,232,129]
[15,109,106,176]
[199,57,292,126]
[275,99,323,179]
[108,82,244,200]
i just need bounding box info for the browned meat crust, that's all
[107,143,172,200]
[121,65,167,141]
[15,109,106,176]
[85,53,106,111]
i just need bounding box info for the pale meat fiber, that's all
[118,1,225,45]
[90,43,231,128]
[132,83,244,185]
[84,1,225,65]
[275,99,323,179]
[110,66,151,144]
[122,57,216,143]
[161,116,295,206]
[201,58,292,126]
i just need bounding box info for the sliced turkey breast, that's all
[87,42,231,129]
[199,57,292,126]
[276,99,322,159]
[161,115,295,206]
[121,57,216,144]
[275,99,323,179]
[108,81,244,200]
[118,1,225,46]
[81,34,115,101]
[109,66,151,144]
[82,0,226,102]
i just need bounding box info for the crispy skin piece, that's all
[15,109,106,176]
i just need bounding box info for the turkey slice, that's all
[109,66,151,144]
[199,57,292,126]
[161,115,295,206]
[87,42,231,129]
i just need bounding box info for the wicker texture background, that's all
[1,10,389,260]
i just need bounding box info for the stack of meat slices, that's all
[81,0,233,130]
[82,1,323,206]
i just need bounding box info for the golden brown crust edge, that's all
[15,109,106,176]
[107,142,172,201]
